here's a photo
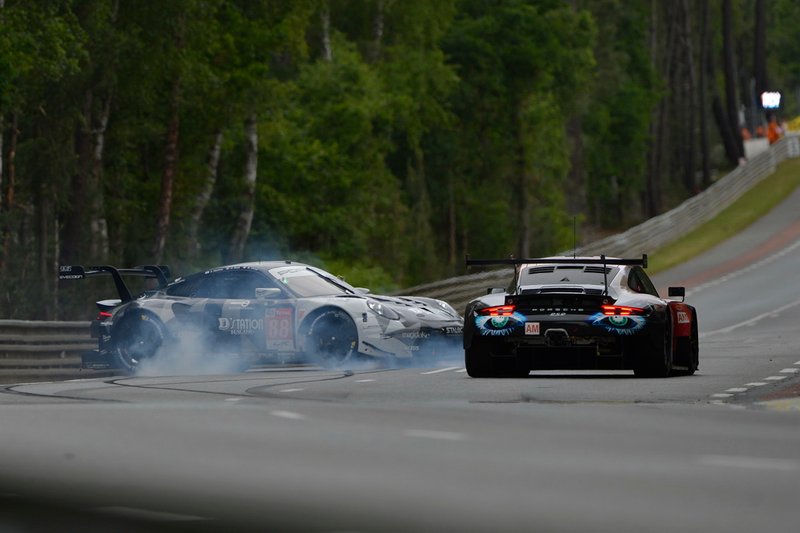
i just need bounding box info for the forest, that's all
[1,0,798,319]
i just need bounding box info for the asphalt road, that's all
[2,190,800,532]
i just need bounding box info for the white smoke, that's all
[134,329,251,377]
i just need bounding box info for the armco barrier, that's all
[397,134,800,312]
[0,320,94,370]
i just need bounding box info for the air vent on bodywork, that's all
[528,266,555,275]
[584,266,612,274]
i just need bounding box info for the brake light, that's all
[477,305,516,317]
[97,311,113,319]
[601,305,645,316]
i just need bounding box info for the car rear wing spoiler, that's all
[465,254,648,297]
[465,254,648,268]
[58,265,171,303]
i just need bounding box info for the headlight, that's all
[367,300,401,320]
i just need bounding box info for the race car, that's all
[463,255,698,378]
[59,261,463,373]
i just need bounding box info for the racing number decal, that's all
[265,307,295,351]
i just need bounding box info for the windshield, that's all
[269,267,353,297]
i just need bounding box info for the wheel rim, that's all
[116,317,163,368]
[308,312,356,363]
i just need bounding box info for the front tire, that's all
[305,309,358,366]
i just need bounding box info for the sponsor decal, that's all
[676,311,690,324]
[218,317,264,335]
[442,326,463,335]
[588,313,646,335]
[400,331,431,339]
[525,322,540,335]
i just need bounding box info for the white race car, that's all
[60,261,463,373]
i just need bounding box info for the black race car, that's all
[463,255,698,378]
[59,261,463,373]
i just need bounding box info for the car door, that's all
[192,269,297,355]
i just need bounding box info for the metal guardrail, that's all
[397,135,800,312]
[0,135,798,378]
[0,320,93,370]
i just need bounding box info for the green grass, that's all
[648,157,800,274]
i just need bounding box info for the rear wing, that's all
[465,254,648,296]
[58,265,171,303]
[465,254,648,268]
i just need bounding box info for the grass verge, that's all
[648,156,800,274]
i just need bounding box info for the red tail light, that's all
[477,305,516,317]
[601,305,645,316]
[97,311,113,319]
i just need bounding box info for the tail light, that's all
[601,305,645,316]
[477,305,516,317]
[97,311,113,320]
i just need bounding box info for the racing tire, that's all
[682,317,699,376]
[305,309,358,366]
[111,311,168,374]
[465,344,491,377]
[633,314,673,378]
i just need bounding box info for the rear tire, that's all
[685,317,699,375]
[633,314,673,378]
[112,311,167,374]
[465,342,491,377]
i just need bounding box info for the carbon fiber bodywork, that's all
[463,256,699,377]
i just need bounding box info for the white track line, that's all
[687,238,800,297]
[701,297,800,338]
[698,455,800,472]
[420,366,461,375]
[404,429,465,441]
[271,410,306,421]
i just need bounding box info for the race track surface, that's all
[2,189,800,532]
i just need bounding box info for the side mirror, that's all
[487,287,505,295]
[354,287,371,295]
[255,288,282,300]
[668,286,685,301]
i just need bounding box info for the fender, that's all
[668,302,694,337]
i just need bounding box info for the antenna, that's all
[573,216,577,258]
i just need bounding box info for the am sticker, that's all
[525,322,540,335]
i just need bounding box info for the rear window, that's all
[518,265,619,286]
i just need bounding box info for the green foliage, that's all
[0,0,794,319]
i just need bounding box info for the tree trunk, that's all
[152,75,181,264]
[447,177,456,270]
[680,0,697,193]
[369,0,385,64]
[90,93,111,261]
[227,114,258,263]
[187,129,223,258]
[515,105,530,259]
[321,1,332,61]
[721,0,743,160]
[753,0,767,101]
[63,90,93,265]
[698,0,711,188]
[1,114,18,272]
